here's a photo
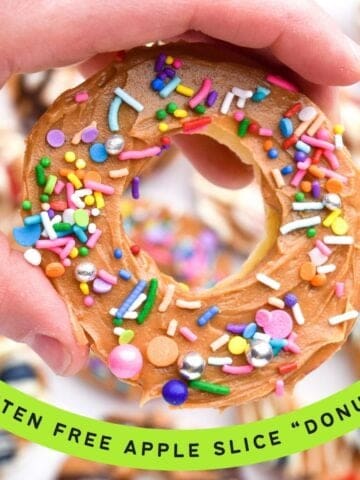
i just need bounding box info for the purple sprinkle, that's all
[284,293,298,308]
[164,67,176,79]
[47,209,55,219]
[46,129,65,148]
[226,323,246,335]
[154,53,166,72]
[131,176,140,199]
[206,90,218,107]
[81,126,99,144]
[157,72,167,81]
[311,181,321,199]
[294,151,307,162]
[92,278,113,294]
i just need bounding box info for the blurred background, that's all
[0,0,359,479]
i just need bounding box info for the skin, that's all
[0,0,359,375]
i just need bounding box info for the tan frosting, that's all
[22,43,360,408]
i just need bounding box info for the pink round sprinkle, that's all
[255,309,272,327]
[263,310,293,339]
[46,129,65,148]
[108,344,143,379]
[234,110,245,122]
[74,91,89,103]
[84,295,94,307]
[315,127,330,141]
[62,258,71,267]
[172,58,183,69]
[81,126,99,144]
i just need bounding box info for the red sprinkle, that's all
[50,200,68,211]
[248,122,260,134]
[161,136,172,146]
[130,244,140,255]
[282,134,298,150]
[182,116,212,132]
[278,362,297,375]
[284,102,302,118]
[311,148,323,164]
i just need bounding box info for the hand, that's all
[0,0,359,375]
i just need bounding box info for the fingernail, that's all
[31,335,72,375]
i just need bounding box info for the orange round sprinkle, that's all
[59,168,72,177]
[84,170,102,183]
[45,262,65,278]
[146,335,179,367]
[309,165,325,179]
[263,139,273,151]
[310,274,327,287]
[325,178,343,194]
[300,181,311,193]
[75,169,85,180]
[300,262,316,281]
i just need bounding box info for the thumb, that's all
[0,233,88,375]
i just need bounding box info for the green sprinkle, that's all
[189,380,230,396]
[113,318,123,327]
[194,104,206,114]
[137,278,158,324]
[40,194,49,203]
[119,330,135,344]
[53,222,72,232]
[35,164,46,187]
[22,200,32,211]
[306,227,316,238]
[44,174,57,195]
[295,192,305,202]
[156,109,167,120]
[166,102,178,114]
[237,118,250,137]
[40,156,51,168]
[78,246,89,257]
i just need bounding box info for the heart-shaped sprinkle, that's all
[93,278,113,294]
[13,223,42,247]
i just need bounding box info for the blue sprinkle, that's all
[116,280,147,318]
[151,77,165,92]
[271,345,283,356]
[197,306,220,327]
[284,293,298,307]
[72,225,88,243]
[243,322,257,339]
[270,338,287,350]
[24,214,42,226]
[108,96,122,132]
[159,76,181,98]
[279,117,293,138]
[251,86,271,103]
[281,165,294,175]
[295,140,311,154]
[0,363,36,382]
[114,248,123,259]
[119,269,131,281]
[89,143,108,163]
[13,223,41,247]
[267,148,279,159]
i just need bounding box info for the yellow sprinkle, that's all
[176,84,194,97]
[179,282,189,292]
[94,191,105,209]
[333,124,345,135]
[84,194,95,206]
[228,336,248,355]
[80,282,89,295]
[119,199,133,217]
[64,151,76,163]
[165,55,174,65]
[173,109,188,118]
[75,158,86,169]
[323,208,341,228]
[67,172,82,189]
[331,216,349,235]
[69,247,79,259]
[158,122,169,132]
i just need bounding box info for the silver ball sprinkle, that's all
[74,262,97,282]
[178,351,206,380]
[322,193,342,211]
[246,340,273,368]
[105,134,125,155]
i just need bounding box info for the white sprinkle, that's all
[220,91,234,114]
[109,168,129,179]
[91,208,101,217]
[292,303,305,325]
[210,334,230,352]
[40,211,57,240]
[41,214,62,238]
[294,117,316,137]
[323,235,354,245]
[298,106,317,122]
[329,310,359,326]
[232,87,253,108]
[317,264,336,274]
[128,293,147,312]
[292,202,324,211]
[113,327,125,336]
[280,216,321,235]
[271,169,285,188]
[176,299,202,310]
[334,134,344,150]
[109,307,117,316]
[123,311,138,320]
[70,193,85,208]
[253,332,271,342]
[256,273,280,291]
[268,296,285,309]
[88,223,97,234]
[74,188,92,198]
[207,356,233,366]
[23,248,42,266]
[158,284,175,312]
[63,208,75,225]
[166,319,178,337]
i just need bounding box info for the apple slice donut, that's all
[15,43,360,408]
